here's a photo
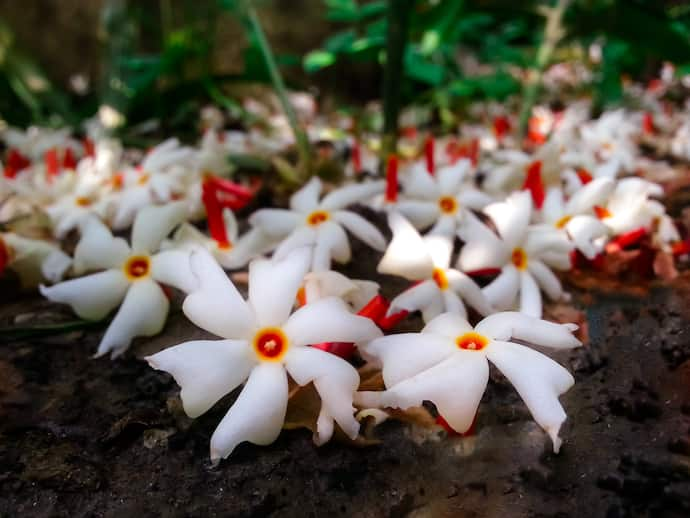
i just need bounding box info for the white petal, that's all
[333,210,386,251]
[519,270,542,318]
[285,346,360,441]
[565,177,614,214]
[40,270,129,320]
[151,249,197,293]
[541,188,564,224]
[131,202,187,254]
[527,260,563,301]
[362,332,455,387]
[379,352,489,433]
[216,227,280,270]
[456,213,507,272]
[249,209,301,237]
[565,215,608,259]
[146,339,254,418]
[272,225,317,260]
[319,180,385,211]
[97,279,169,358]
[41,249,72,283]
[183,248,255,339]
[403,165,439,200]
[427,214,457,239]
[475,311,581,349]
[73,217,130,273]
[421,312,473,338]
[445,269,493,316]
[442,289,467,319]
[388,280,440,316]
[457,188,494,211]
[395,200,440,229]
[210,363,288,462]
[377,211,434,280]
[289,176,322,212]
[524,228,573,257]
[482,265,519,310]
[437,159,469,194]
[314,221,351,269]
[283,296,382,346]
[424,234,453,270]
[421,294,445,323]
[486,340,574,452]
[484,191,532,249]
[249,247,311,327]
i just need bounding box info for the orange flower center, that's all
[594,206,612,220]
[124,255,151,280]
[111,173,124,190]
[555,215,572,229]
[438,196,458,215]
[253,328,289,361]
[306,210,330,226]
[511,247,528,270]
[217,241,233,251]
[137,173,150,186]
[456,332,488,351]
[75,197,92,207]
[432,268,448,290]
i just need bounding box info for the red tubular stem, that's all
[385,155,399,203]
[202,182,230,247]
[424,136,435,176]
[62,148,77,170]
[522,160,544,209]
[352,140,362,174]
[608,227,648,251]
[44,148,60,180]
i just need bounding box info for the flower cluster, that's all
[3,76,688,463]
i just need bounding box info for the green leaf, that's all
[304,50,336,72]
[404,48,444,86]
[324,29,357,53]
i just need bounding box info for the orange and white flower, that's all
[458,191,572,317]
[40,204,195,358]
[395,158,493,237]
[356,311,581,452]
[377,212,492,322]
[249,177,386,271]
[147,247,382,462]
[0,232,72,288]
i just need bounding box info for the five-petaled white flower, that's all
[249,176,386,271]
[395,158,493,237]
[356,311,581,452]
[146,247,382,462]
[40,204,196,358]
[458,191,572,318]
[378,212,492,322]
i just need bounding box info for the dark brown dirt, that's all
[1,213,689,518]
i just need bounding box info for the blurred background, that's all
[1,0,689,135]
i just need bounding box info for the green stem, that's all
[382,0,412,160]
[518,0,571,138]
[0,319,105,340]
[244,1,312,177]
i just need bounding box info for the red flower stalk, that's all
[606,227,648,252]
[63,148,77,170]
[385,155,399,203]
[83,138,95,158]
[576,168,593,185]
[643,112,655,135]
[352,140,362,174]
[493,116,511,141]
[424,136,435,176]
[44,148,60,180]
[201,182,231,248]
[3,148,31,178]
[522,160,545,209]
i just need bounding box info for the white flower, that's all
[356,311,581,452]
[146,247,382,462]
[377,212,492,322]
[536,178,614,259]
[594,177,666,236]
[40,204,195,358]
[395,158,493,237]
[44,179,106,239]
[165,209,278,270]
[249,177,386,271]
[0,232,72,288]
[301,270,379,313]
[458,191,572,317]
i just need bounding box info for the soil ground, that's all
[1,207,689,518]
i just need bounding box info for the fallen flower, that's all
[147,247,382,462]
[40,204,194,358]
[356,311,581,452]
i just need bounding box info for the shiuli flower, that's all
[146,247,382,462]
[164,208,279,270]
[40,204,196,358]
[377,212,492,322]
[395,158,493,237]
[536,178,614,259]
[44,177,107,239]
[0,232,72,288]
[356,311,581,452]
[249,176,386,271]
[458,191,572,318]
